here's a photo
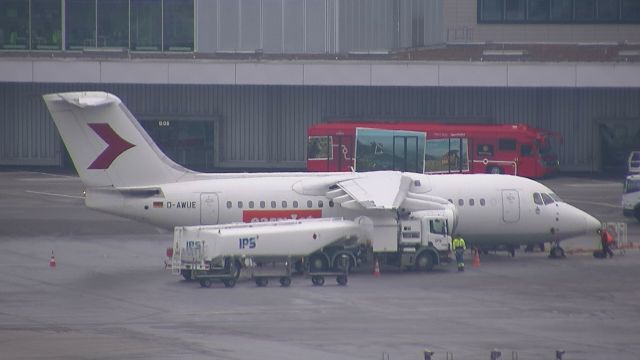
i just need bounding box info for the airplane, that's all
[43,91,602,273]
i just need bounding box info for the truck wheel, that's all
[233,260,242,279]
[223,278,236,288]
[415,252,435,272]
[308,253,329,272]
[279,277,291,287]
[199,278,212,288]
[181,270,192,281]
[255,278,268,287]
[311,276,325,286]
[332,253,354,272]
[336,275,348,286]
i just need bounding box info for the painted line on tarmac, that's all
[25,190,84,199]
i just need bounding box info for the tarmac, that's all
[1,170,639,360]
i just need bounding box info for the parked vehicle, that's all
[307,122,561,178]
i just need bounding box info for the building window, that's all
[131,0,162,51]
[551,0,573,20]
[31,0,62,50]
[97,0,128,47]
[528,0,551,21]
[66,0,95,49]
[481,0,504,21]
[622,0,640,22]
[479,0,638,23]
[598,0,619,21]
[0,0,29,50]
[575,0,596,21]
[163,0,194,51]
[506,0,526,20]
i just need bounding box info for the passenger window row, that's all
[225,199,335,209]
[448,198,486,207]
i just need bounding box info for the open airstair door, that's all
[502,190,520,223]
[200,193,219,224]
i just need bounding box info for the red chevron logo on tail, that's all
[88,123,135,169]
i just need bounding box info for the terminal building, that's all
[1,0,639,173]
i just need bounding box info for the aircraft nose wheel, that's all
[336,275,348,286]
[311,275,325,286]
[549,244,566,259]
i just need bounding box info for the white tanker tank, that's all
[171,218,363,288]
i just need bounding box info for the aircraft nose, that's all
[558,203,601,238]
[584,213,602,235]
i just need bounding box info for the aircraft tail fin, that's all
[43,92,194,188]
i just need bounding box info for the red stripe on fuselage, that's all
[242,209,322,223]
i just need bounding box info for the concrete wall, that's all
[2,82,639,172]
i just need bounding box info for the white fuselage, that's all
[86,172,601,248]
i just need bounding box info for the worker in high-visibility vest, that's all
[452,234,467,272]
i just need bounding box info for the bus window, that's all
[521,144,533,157]
[308,136,332,160]
[533,192,543,205]
[624,178,640,194]
[499,138,517,151]
[477,144,494,157]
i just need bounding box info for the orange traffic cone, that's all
[472,249,480,268]
[49,251,57,268]
[373,259,381,277]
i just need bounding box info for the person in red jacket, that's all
[599,228,615,258]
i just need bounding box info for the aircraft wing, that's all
[295,171,453,212]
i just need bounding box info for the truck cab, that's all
[622,174,640,222]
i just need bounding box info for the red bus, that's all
[307,122,561,178]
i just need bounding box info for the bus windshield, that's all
[537,135,558,157]
[624,177,640,194]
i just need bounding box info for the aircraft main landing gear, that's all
[548,241,566,259]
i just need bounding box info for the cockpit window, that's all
[541,193,554,205]
[533,192,543,205]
